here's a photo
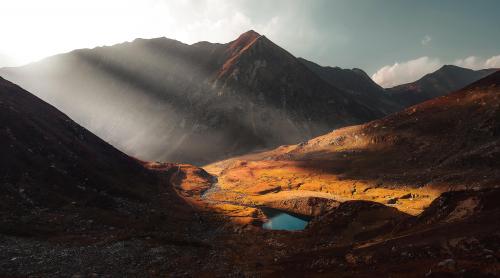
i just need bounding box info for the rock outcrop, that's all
[263,197,340,217]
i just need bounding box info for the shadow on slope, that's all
[0,76,202,242]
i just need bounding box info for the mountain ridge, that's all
[1,30,496,165]
[0,31,386,165]
[298,57,402,114]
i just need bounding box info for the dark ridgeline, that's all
[300,59,498,111]
[387,64,497,106]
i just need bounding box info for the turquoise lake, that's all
[261,208,310,231]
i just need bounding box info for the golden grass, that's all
[205,159,441,216]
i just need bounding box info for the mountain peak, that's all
[228,30,262,51]
[238,30,261,40]
[218,30,264,77]
[438,64,468,72]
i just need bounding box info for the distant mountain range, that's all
[387,64,497,106]
[0,31,495,165]
[298,58,401,114]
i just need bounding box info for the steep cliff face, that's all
[0,31,385,165]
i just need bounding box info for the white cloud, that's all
[421,35,432,46]
[371,56,442,88]
[454,56,483,70]
[485,55,500,68]
[454,55,500,70]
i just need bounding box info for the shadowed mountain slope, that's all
[298,58,402,114]
[0,31,386,165]
[0,76,196,238]
[298,58,385,96]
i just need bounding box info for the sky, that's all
[1,0,500,87]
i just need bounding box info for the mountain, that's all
[297,60,497,111]
[298,58,402,114]
[298,58,385,95]
[0,76,197,238]
[1,32,496,166]
[0,30,387,165]
[387,64,497,106]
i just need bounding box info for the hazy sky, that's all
[1,0,500,87]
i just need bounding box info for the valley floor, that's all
[4,154,499,277]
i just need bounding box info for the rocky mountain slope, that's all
[387,64,497,106]
[299,58,386,95]
[0,31,387,165]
